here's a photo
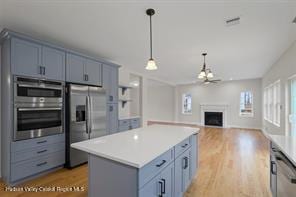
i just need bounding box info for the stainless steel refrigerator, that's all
[66,84,107,168]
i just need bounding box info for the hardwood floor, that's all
[185,127,271,197]
[0,127,271,197]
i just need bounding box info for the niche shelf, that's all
[119,99,133,108]
[119,85,133,95]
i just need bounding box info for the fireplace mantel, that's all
[200,104,229,128]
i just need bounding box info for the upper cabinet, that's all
[11,37,65,81]
[42,46,65,81]
[102,64,118,103]
[85,58,102,86]
[66,53,102,86]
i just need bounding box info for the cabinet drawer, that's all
[11,150,65,182]
[130,118,140,129]
[175,138,191,158]
[119,125,130,132]
[139,148,174,188]
[119,119,130,127]
[11,134,65,152]
[11,142,65,163]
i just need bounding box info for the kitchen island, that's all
[71,124,199,197]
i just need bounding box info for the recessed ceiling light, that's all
[229,78,233,81]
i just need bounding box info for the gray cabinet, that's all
[175,149,191,197]
[118,117,141,132]
[102,64,118,103]
[85,58,102,86]
[11,37,65,80]
[107,104,118,134]
[9,134,65,184]
[42,46,65,81]
[190,134,198,179]
[66,53,102,86]
[66,53,84,83]
[139,162,174,197]
[160,162,174,197]
[11,37,42,78]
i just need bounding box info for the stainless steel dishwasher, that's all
[274,150,296,197]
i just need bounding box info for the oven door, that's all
[14,106,63,141]
[15,78,63,103]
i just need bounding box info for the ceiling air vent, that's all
[293,16,296,23]
[226,17,240,26]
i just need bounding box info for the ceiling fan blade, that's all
[210,79,221,82]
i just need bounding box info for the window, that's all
[182,94,192,114]
[290,78,296,135]
[264,88,268,120]
[273,80,281,126]
[240,91,253,117]
[263,80,281,126]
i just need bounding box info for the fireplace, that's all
[204,112,223,127]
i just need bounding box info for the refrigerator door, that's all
[68,84,89,167]
[89,86,107,139]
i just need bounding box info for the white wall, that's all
[118,67,176,125]
[262,41,296,135]
[175,79,262,129]
[145,79,175,122]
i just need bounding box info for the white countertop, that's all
[118,116,141,120]
[71,125,199,168]
[264,132,296,166]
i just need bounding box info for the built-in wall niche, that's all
[129,74,142,117]
[118,74,142,120]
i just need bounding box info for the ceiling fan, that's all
[198,53,221,84]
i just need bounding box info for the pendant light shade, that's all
[146,8,158,70]
[207,70,214,78]
[146,58,157,70]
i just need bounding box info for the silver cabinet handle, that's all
[86,96,89,134]
[18,107,62,111]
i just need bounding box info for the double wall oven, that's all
[14,76,64,141]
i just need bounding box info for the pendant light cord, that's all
[150,15,153,60]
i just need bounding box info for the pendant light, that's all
[198,53,207,78]
[145,8,158,70]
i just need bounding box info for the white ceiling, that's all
[1,0,296,85]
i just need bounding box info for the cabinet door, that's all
[85,59,102,86]
[139,174,161,197]
[190,134,198,179]
[175,149,191,197]
[106,104,118,134]
[42,46,65,81]
[102,64,118,103]
[175,154,183,197]
[11,37,42,78]
[160,162,174,197]
[66,53,85,83]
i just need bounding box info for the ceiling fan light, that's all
[204,81,210,85]
[200,70,206,77]
[198,74,204,79]
[207,71,214,78]
[145,59,158,70]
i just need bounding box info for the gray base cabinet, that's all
[88,133,198,197]
[139,162,174,197]
[119,117,141,132]
[10,134,65,184]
